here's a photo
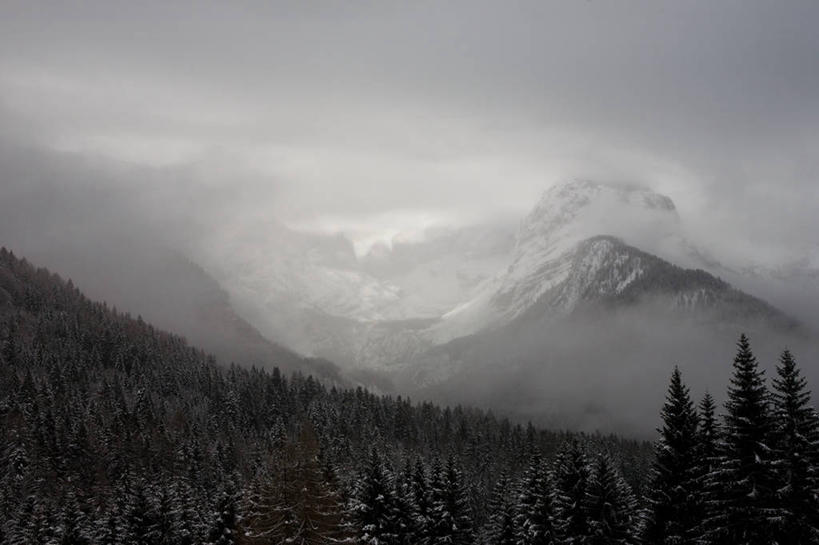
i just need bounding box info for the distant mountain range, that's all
[201,180,799,373]
[182,178,815,431]
[3,169,814,431]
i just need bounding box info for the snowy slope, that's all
[437,180,686,340]
[190,178,801,383]
[193,218,513,362]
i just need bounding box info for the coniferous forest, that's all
[2,247,819,545]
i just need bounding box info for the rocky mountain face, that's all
[198,218,515,368]
[200,179,805,408]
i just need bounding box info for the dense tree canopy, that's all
[1,248,817,544]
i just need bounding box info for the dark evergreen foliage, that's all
[770,350,819,544]
[553,439,591,543]
[582,453,641,545]
[644,367,700,544]
[353,447,401,544]
[4,249,819,544]
[514,453,562,545]
[704,335,782,545]
[427,454,474,545]
[484,472,516,545]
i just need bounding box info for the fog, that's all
[419,300,819,436]
[1,1,819,434]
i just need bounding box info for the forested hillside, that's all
[0,248,648,543]
[1,247,817,544]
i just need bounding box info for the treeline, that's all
[0,248,647,545]
[340,334,819,545]
[640,335,819,545]
[1,246,817,544]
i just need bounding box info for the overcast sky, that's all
[1,0,818,258]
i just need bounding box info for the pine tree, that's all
[515,452,562,545]
[705,334,782,545]
[553,440,590,543]
[582,454,640,545]
[770,349,819,544]
[644,366,700,545]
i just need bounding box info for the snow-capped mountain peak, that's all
[439,180,684,335]
[517,179,679,256]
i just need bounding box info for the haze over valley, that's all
[1,1,818,435]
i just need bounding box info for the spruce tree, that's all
[553,440,590,543]
[353,447,401,545]
[206,478,240,545]
[644,366,700,545]
[696,392,719,478]
[706,334,781,545]
[485,472,516,545]
[515,452,562,545]
[411,458,433,545]
[770,349,819,544]
[691,392,718,543]
[242,424,351,544]
[582,454,640,545]
[428,454,473,545]
[59,491,91,545]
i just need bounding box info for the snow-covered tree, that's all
[583,454,640,545]
[352,447,401,544]
[484,472,516,545]
[705,334,782,545]
[644,366,700,544]
[428,455,474,545]
[770,349,819,544]
[206,477,240,545]
[553,440,590,543]
[515,452,562,544]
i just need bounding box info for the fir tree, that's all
[706,334,781,545]
[644,366,700,545]
[770,349,819,544]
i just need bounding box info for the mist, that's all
[417,300,819,436]
[2,1,819,435]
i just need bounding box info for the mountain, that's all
[437,180,692,338]
[360,223,516,317]
[198,218,515,369]
[0,245,652,543]
[200,180,807,413]
[3,237,342,381]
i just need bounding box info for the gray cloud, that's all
[2,3,819,435]
[1,1,817,279]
